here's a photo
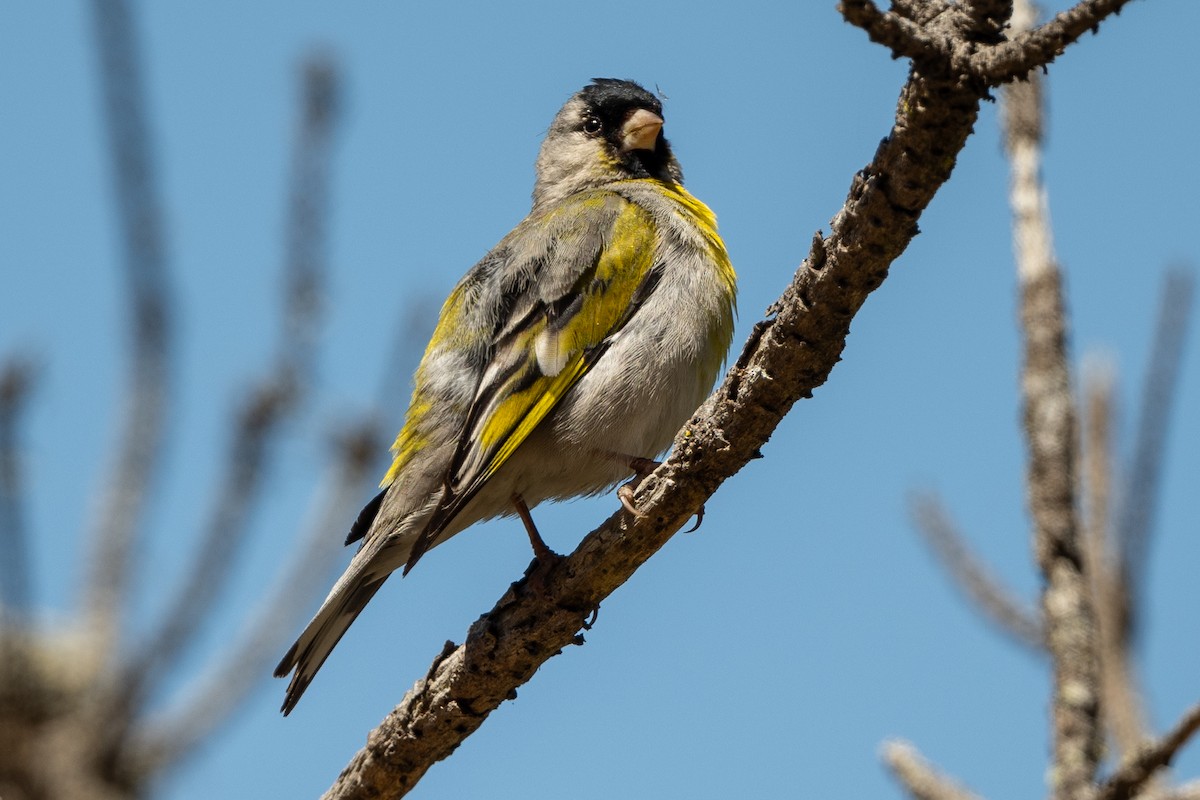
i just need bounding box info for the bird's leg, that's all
[512,493,560,563]
[616,456,705,532]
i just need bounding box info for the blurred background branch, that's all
[83,0,174,662]
[909,491,1044,650]
[883,740,984,800]
[1118,268,1194,643]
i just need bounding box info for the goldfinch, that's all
[275,78,736,714]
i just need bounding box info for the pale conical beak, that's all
[619,108,664,153]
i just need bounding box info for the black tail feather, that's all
[345,488,386,546]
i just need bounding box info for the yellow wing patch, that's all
[382,282,479,486]
[461,198,657,488]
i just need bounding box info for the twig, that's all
[0,357,36,612]
[1082,362,1150,760]
[1097,704,1200,800]
[1004,3,1101,798]
[132,420,379,772]
[839,1,965,67]
[1118,269,1194,641]
[975,0,1138,83]
[845,0,1137,87]
[280,53,339,389]
[83,0,173,661]
[909,492,1043,650]
[883,740,986,800]
[1081,361,1115,612]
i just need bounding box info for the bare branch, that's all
[323,16,1001,795]
[132,421,379,772]
[1081,361,1115,607]
[116,53,343,704]
[1018,132,1100,800]
[839,1,966,67]
[883,740,986,800]
[975,0,1139,83]
[1003,3,1101,798]
[0,357,37,612]
[1082,362,1150,760]
[83,0,173,659]
[1118,269,1195,639]
[1097,704,1200,800]
[909,492,1043,650]
[846,0,1137,88]
[280,53,339,389]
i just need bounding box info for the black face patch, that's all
[578,78,673,181]
[578,78,663,129]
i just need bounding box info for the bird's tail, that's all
[274,572,389,715]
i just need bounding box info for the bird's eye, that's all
[582,116,603,135]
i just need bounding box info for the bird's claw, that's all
[684,503,706,533]
[618,456,661,519]
[618,482,647,518]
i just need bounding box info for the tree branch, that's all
[1097,704,1200,800]
[1118,269,1194,641]
[83,0,173,661]
[975,0,1138,83]
[909,492,1044,651]
[280,53,338,389]
[1003,3,1101,798]
[839,1,967,68]
[1081,362,1150,760]
[883,740,986,800]
[845,0,1138,88]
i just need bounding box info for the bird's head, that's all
[532,78,682,210]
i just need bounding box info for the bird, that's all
[274,78,737,715]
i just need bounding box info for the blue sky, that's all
[2,1,1199,798]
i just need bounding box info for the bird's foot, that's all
[616,457,703,531]
[618,457,661,518]
[617,482,647,518]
